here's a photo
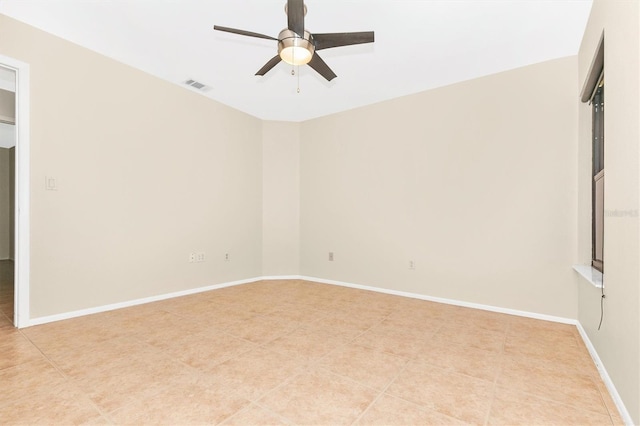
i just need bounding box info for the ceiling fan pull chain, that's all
[297,66,301,93]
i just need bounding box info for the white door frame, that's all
[0,55,30,328]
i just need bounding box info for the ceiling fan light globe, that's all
[280,46,313,65]
[278,29,315,66]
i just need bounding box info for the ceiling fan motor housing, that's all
[278,29,315,65]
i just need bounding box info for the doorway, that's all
[0,55,30,328]
[0,66,16,325]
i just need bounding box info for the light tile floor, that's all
[0,261,625,425]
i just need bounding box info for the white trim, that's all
[27,277,262,327]
[576,322,634,426]
[25,274,579,327]
[0,55,30,329]
[25,273,578,328]
[573,264,604,288]
[300,275,577,324]
[261,275,303,280]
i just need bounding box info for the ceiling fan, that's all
[214,0,374,81]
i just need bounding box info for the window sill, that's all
[573,264,604,289]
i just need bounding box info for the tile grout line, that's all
[217,302,374,419]
[244,400,296,425]
[0,307,13,325]
[113,324,277,424]
[577,321,619,426]
[349,353,414,425]
[494,320,614,421]
[101,335,255,424]
[238,306,399,425]
[17,329,116,423]
[482,317,511,426]
[349,315,446,425]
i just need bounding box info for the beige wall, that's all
[0,15,264,318]
[0,147,10,259]
[300,57,579,318]
[577,1,640,423]
[262,121,300,276]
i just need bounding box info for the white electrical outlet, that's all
[409,260,415,270]
[196,252,206,262]
[225,253,230,261]
[328,252,334,261]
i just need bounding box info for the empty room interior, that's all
[0,0,639,424]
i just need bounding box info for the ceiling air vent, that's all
[184,79,210,91]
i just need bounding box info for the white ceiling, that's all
[0,1,592,122]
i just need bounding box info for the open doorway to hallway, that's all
[0,66,16,325]
[0,260,14,322]
[0,66,16,324]
[0,54,30,329]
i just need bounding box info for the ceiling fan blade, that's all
[308,53,337,81]
[287,0,305,37]
[312,31,375,50]
[213,25,277,41]
[255,55,282,76]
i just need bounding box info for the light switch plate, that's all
[45,176,57,191]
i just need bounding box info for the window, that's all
[580,34,604,274]
[591,75,604,272]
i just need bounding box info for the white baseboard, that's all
[26,276,263,327]
[261,275,303,280]
[300,275,577,325]
[26,274,576,327]
[576,323,634,426]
